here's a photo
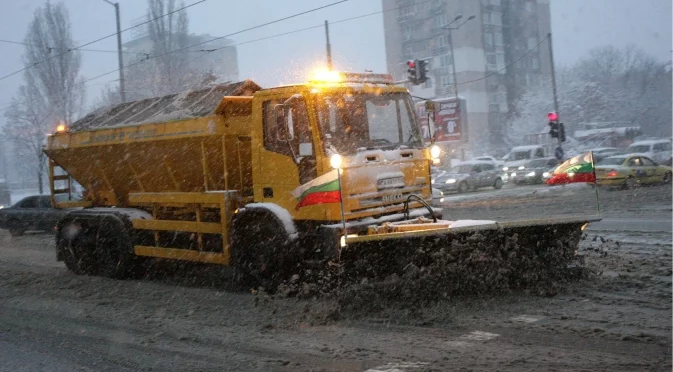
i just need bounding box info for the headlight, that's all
[502,166,509,171]
[446,179,456,184]
[543,172,550,177]
[526,171,536,177]
[518,165,525,170]
[511,172,517,177]
[430,145,441,159]
[330,154,342,169]
[431,178,435,184]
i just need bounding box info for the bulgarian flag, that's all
[292,170,342,210]
[546,151,596,185]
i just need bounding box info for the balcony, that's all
[397,13,416,23]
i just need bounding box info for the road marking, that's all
[365,361,430,372]
[509,315,543,323]
[459,331,500,341]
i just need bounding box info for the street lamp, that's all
[101,0,126,103]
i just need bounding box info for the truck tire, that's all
[58,226,98,275]
[94,216,146,279]
[231,211,293,290]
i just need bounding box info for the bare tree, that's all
[3,2,85,193]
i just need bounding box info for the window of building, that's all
[525,1,536,12]
[440,75,453,87]
[434,14,448,27]
[486,53,496,65]
[484,33,493,47]
[494,32,503,45]
[491,12,502,26]
[496,52,505,68]
[531,56,540,69]
[482,13,490,24]
[528,37,538,49]
[439,53,452,67]
[399,6,413,16]
[424,77,433,89]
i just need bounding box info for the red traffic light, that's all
[547,112,558,121]
[407,61,415,68]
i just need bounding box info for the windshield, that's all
[507,151,531,161]
[315,91,422,155]
[629,145,651,153]
[598,157,627,166]
[449,165,475,174]
[528,159,550,167]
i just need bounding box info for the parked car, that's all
[587,147,625,163]
[502,145,548,171]
[628,139,672,166]
[472,155,504,168]
[595,154,672,189]
[431,161,503,193]
[510,157,559,185]
[0,194,80,236]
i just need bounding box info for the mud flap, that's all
[338,217,596,295]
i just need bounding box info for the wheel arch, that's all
[234,203,298,241]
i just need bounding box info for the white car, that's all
[472,155,504,168]
[628,139,672,165]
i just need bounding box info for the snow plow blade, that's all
[338,216,600,293]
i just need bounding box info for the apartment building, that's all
[382,0,551,154]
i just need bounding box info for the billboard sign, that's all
[416,97,465,143]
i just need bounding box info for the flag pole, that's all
[591,151,601,216]
[337,167,347,259]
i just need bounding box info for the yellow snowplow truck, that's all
[44,71,597,287]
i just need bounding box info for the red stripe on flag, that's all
[295,190,341,210]
[545,172,595,185]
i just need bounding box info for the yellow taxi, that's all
[595,154,672,188]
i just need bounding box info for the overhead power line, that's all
[0,0,207,83]
[81,0,350,85]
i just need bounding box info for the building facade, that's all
[382,0,550,155]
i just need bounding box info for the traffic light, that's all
[547,112,559,138]
[559,122,566,142]
[406,60,417,85]
[416,59,429,84]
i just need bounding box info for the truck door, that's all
[259,96,317,204]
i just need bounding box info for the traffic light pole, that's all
[547,32,561,148]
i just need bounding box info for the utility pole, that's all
[103,0,126,102]
[548,32,561,149]
[324,20,333,70]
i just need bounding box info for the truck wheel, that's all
[493,178,503,189]
[232,212,292,290]
[94,217,141,279]
[458,181,469,193]
[58,228,98,275]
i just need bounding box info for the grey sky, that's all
[0,0,670,123]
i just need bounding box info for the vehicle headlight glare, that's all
[330,154,342,169]
[543,172,550,177]
[502,166,509,171]
[527,171,536,177]
[518,165,525,170]
[511,172,517,177]
[446,179,456,184]
[430,145,441,159]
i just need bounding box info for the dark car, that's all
[432,161,503,193]
[0,195,73,236]
[510,157,559,185]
